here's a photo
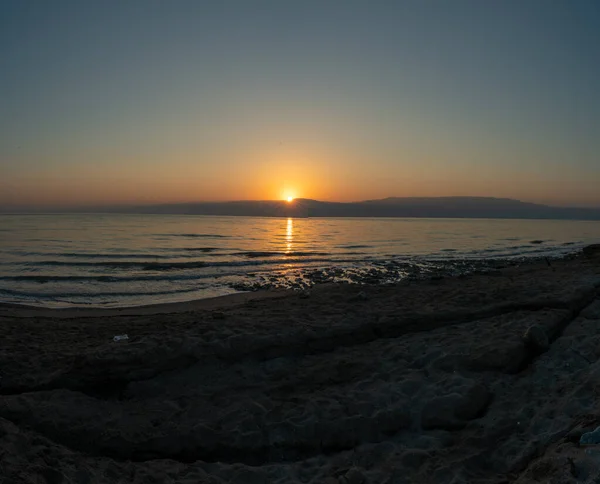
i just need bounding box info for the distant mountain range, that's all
[10,197,600,220]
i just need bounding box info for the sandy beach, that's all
[1,249,600,483]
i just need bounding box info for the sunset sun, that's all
[283,190,296,202]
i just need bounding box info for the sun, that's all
[282,189,297,202]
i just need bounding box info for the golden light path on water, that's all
[286,217,293,253]
[275,217,297,278]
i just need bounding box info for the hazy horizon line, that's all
[3,195,600,211]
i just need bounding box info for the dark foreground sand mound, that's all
[1,253,600,483]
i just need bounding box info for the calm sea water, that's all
[0,214,599,308]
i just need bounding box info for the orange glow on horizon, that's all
[6,140,600,208]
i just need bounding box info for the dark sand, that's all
[2,250,600,483]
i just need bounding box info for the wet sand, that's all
[1,249,600,483]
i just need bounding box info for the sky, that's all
[1,0,599,208]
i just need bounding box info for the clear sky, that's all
[1,0,599,207]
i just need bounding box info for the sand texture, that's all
[2,252,600,483]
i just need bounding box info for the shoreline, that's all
[0,248,588,318]
[0,288,291,319]
[1,249,600,483]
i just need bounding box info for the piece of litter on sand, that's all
[113,334,129,342]
[580,426,600,446]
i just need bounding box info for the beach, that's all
[1,249,600,483]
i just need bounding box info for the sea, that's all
[0,214,599,308]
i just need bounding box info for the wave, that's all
[7,241,583,275]
[160,233,231,238]
[0,273,219,283]
[30,260,210,270]
[233,251,331,258]
[22,250,365,269]
[0,286,202,299]
[0,268,281,284]
[24,239,69,243]
[10,255,368,274]
[418,243,583,261]
[7,247,226,258]
[8,251,176,259]
[468,245,577,258]
[507,244,535,250]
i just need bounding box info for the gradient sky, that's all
[1,0,599,207]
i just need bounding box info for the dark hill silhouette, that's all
[18,196,599,220]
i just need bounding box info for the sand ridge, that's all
[1,253,600,483]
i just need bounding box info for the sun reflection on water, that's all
[286,217,293,253]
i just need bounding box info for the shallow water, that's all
[0,214,599,307]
